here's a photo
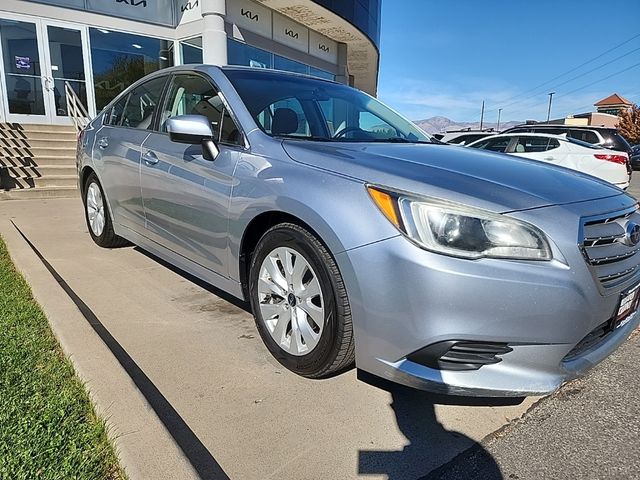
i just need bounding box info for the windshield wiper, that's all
[276,134,335,142]
[369,137,434,144]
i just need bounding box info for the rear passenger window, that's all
[119,76,167,130]
[481,137,511,152]
[105,95,127,126]
[547,138,560,150]
[515,137,552,153]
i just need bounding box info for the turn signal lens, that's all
[367,186,401,228]
[594,153,627,165]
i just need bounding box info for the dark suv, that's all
[502,124,633,173]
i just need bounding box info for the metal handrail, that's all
[64,81,90,132]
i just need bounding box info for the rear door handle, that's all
[143,150,159,165]
[97,137,109,149]
[544,156,555,161]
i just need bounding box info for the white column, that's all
[201,0,227,65]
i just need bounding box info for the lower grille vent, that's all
[408,341,513,371]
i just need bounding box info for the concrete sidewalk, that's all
[0,198,538,480]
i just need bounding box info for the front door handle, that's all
[143,150,159,165]
[544,156,555,161]
[97,137,109,149]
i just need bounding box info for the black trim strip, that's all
[11,221,229,480]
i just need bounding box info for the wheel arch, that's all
[79,165,96,197]
[238,209,344,300]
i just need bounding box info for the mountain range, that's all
[413,116,522,134]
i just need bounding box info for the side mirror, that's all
[166,114,219,159]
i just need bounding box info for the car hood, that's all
[281,141,624,213]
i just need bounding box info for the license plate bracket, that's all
[613,284,640,330]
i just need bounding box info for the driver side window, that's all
[161,74,243,146]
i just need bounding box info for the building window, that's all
[180,37,203,64]
[273,55,307,75]
[89,28,174,111]
[227,38,272,69]
[227,38,335,81]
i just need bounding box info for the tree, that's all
[617,104,640,145]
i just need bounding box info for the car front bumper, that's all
[337,194,640,397]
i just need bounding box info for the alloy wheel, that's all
[86,182,105,237]
[257,246,325,356]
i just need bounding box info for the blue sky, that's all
[377,0,640,122]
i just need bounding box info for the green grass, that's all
[0,236,124,480]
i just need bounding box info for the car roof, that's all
[506,123,615,131]
[218,65,340,85]
[483,132,568,140]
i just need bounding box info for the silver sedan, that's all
[77,65,640,396]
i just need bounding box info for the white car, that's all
[466,133,630,189]
[438,130,497,145]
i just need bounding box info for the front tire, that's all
[249,223,355,378]
[83,173,128,248]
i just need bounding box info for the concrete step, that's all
[0,138,78,149]
[0,123,77,134]
[1,146,76,158]
[1,156,76,168]
[34,175,78,188]
[0,186,78,200]
[5,165,77,178]
[0,129,77,141]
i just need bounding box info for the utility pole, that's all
[497,108,503,132]
[480,101,485,130]
[546,92,555,123]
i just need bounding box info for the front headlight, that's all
[367,186,552,260]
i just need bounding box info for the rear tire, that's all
[83,173,128,248]
[249,223,355,378]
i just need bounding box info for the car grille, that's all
[580,206,640,291]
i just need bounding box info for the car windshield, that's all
[223,69,433,143]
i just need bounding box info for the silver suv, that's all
[77,66,640,396]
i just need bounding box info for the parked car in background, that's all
[466,133,630,189]
[78,66,640,397]
[631,144,640,170]
[501,124,633,175]
[438,129,497,145]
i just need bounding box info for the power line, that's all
[497,63,640,120]
[550,46,640,91]
[484,31,640,114]
[555,60,640,99]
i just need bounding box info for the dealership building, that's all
[0,0,381,125]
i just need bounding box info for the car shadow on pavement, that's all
[358,373,519,480]
[133,246,252,313]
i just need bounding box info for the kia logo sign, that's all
[181,0,198,12]
[116,0,147,7]
[285,29,299,39]
[318,43,329,53]
[241,8,258,21]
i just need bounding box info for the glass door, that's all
[0,14,93,124]
[41,22,94,124]
[0,17,49,123]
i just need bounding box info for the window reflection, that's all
[227,38,336,81]
[89,28,173,110]
[181,37,203,64]
[47,26,87,117]
[0,19,46,115]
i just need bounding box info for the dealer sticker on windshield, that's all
[615,284,640,329]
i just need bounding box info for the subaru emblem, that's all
[625,222,640,246]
